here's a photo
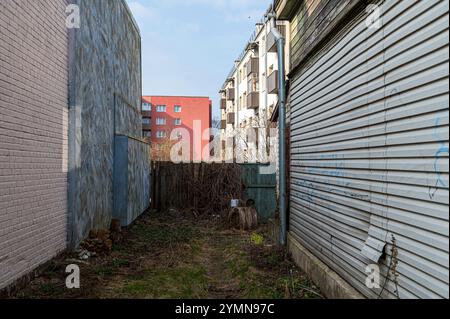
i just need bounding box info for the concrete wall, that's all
[0,0,69,289]
[68,0,143,247]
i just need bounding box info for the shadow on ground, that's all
[8,210,322,299]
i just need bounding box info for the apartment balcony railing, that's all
[220,98,226,110]
[246,57,259,77]
[226,88,235,101]
[267,70,279,94]
[142,124,151,131]
[247,91,259,109]
[227,112,235,125]
[142,111,152,117]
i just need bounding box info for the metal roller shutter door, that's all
[289,0,449,299]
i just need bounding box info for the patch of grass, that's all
[95,266,115,276]
[222,246,279,298]
[38,283,63,295]
[110,258,130,268]
[45,261,65,277]
[241,280,282,299]
[225,249,251,278]
[120,265,208,299]
[221,237,321,299]
[278,275,322,299]
[265,251,282,265]
[9,211,322,300]
[189,241,202,255]
[134,223,198,246]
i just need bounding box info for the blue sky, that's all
[126,0,272,119]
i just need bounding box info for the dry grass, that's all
[6,210,322,299]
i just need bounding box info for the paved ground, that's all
[9,211,322,299]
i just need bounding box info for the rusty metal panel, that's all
[289,0,449,299]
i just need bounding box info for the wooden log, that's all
[228,207,258,230]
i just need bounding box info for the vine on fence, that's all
[152,162,243,215]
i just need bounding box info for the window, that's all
[142,102,151,111]
[156,105,166,112]
[156,131,167,139]
[174,118,182,126]
[156,117,166,125]
[142,118,150,125]
[143,131,151,138]
[174,105,182,113]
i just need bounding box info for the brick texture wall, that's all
[0,0,69,289]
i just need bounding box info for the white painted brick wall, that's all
[0,0,69,289]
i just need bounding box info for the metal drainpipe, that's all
[264,18,269,157]
[268,13,287,246]
[235,61,240,158]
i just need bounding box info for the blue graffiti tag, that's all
[431,117,449,194]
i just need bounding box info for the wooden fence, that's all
[151,162,243,214]
[151,162,277,221]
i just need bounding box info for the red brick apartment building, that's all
[142,96,212,161]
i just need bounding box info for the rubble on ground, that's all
[78,219,123,257]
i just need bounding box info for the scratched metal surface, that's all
[289,0,449,299]
[113,136,151,226]
[68,0,142,247]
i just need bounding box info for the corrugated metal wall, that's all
[289,0,449,298]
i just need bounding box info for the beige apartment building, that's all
[219,7,290,164]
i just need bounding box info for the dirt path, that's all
[8,211,322,299]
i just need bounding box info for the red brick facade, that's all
[142,96,212,161]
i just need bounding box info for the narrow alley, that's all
[0,0,449,310]
[9,210,321,299]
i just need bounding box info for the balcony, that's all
[246,92,259,109]
[246,57,259,77]
[221,120,226,129]
[267,24,287,52]
[142,116,151,131]
[142,111,152,117]
[220,98,226,110]
[267,70,279,94]
[227,112,235,125]
[226,88,235,101]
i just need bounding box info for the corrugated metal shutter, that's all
[289,0,449,299]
